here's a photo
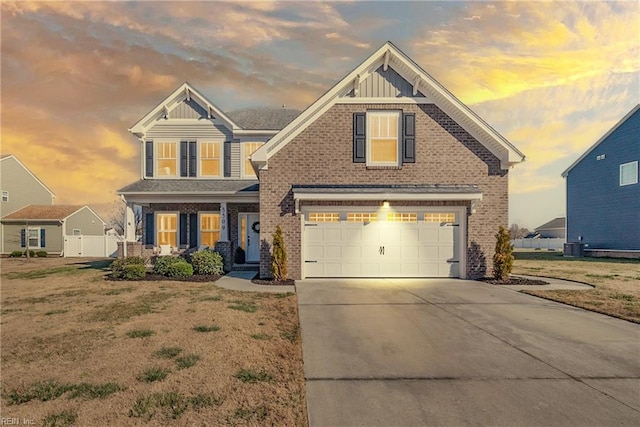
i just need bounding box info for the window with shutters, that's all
[157,142,177,177]
[368,112,399,166]
[157,213,178,246]
[200,141,221,177]
[200,213,220,247]
[242,142,264,178]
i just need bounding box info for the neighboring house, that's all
[532,217,566,239]
[1,154,56,254]
[2,205,109,257]
[118,41,525,279]
[562,105,639,250]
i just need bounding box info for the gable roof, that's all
[252,41,525,170]
[562,104,640,177]
[227,107,301,130]
[2,204,87,221]
[0,154,56,198]
[129,82,240,137]
[535,217,565,231]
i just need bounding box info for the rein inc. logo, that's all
[0,418,35,425]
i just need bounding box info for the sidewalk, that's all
[215,270,295,293]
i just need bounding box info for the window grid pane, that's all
[200,214,220,247]
[201,142,220,177]
[387,213,417,222]
[347,213,377,222]
[157,142,177,176]
[424,213,455,223]
[157,213,177,246]
[309,213,340,222]
[369,113,398,164]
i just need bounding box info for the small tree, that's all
[493,226,514,281]
[271,225,288,280]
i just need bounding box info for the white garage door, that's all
[303,210,462,278]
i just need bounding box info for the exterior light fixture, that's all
[382,201,390,208]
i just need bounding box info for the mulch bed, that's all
[107,273,222,282]
[251,278,296,286]
[478,276,548,286]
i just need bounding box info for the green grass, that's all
[233,369,273,383]
[228,300,258,313]
[192,324,220,333]
[250,333,271,340]
[5,266,84,280]
[281,326,299,343]
[200,295,222,301]
[5,380,123,404]
[126,329,155,338]
[154,346,183,359]
[43,409,78,427]
[129,391,223,420]
[234,406,268,421]
[610,293,635,302]
[175,354,201,369]
[137,367,171,383]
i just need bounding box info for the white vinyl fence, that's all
[512,238,565,250]
[64,235,122,257]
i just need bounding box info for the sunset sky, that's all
[1,1,638,229]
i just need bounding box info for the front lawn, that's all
[0,257,307,425]
[513,250,640,323]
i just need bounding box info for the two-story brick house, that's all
[119,42,525,279]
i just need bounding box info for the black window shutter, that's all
[353,113,366,163]
[145,213,154,246]
[145,141,154,177]
[179,213,188,246]
[189,141,197,177]
[40,229,46,248]
[189,213,198,248]
[180,141,188,177]
[402,113,416,163]
[224,141,231,177]
[20,228,25,247]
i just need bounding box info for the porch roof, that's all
[117,179,259,195]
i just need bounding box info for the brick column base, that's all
[214,241,233,272]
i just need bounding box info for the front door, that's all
[240,213,260,262]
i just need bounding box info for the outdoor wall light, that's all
[382,201,390,208]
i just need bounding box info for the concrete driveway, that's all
[297,279,640,427]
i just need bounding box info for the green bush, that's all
[10,250,23,257]
[271,225,288,280]
[190,250,224,275]
[493,226,514,281]
[112,256,147,279]
[153,256,183,276]
[35,251,48,258]
[24,250,36,257]
[164,260,193,278]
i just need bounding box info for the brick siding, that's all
[259,104,508,279]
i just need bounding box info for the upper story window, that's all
[353,111,415,166]
[1,191,8,202]
[243,142,264,178]
[157,142,177,177]
[620,161,638,186]
[200,141,221,177]
[368,112,400,166]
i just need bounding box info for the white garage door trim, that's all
[300,206,467,279]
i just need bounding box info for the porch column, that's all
[124,202,136,242]
[219,202,229,242]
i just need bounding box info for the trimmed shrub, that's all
[153,256,184,276]
[35,251,48,258]
[112,256,147,279]
[271,225,287,280]
[493,226,514,281]
[24,250,36,257]
[10,250,23,257]
[164,260,193,278]
[190,250,224,275]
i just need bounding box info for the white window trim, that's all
[155,140,179,179]
[198,140,224,178]
[241,142,265,179]
[198,211,221,247]
[620,161,638,186]
[28,227,41,248]
[155,211,179,247]
[1,190,8,202]
[366,111,401,167]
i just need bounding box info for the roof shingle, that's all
[2,205,84,221]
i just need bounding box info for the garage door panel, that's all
[304,210,461,278]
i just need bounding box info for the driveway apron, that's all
[296,278,640,427]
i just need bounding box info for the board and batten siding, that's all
[346,66,425,98]
[65,207,104,236]
[566,108,640,250]
[168,99,208,119]
[0,157,53,217]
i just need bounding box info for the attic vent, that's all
[596,154,606,161]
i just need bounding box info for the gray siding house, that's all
[2,205,106,255]
[119,42,526,279]
[562,104,640,250]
